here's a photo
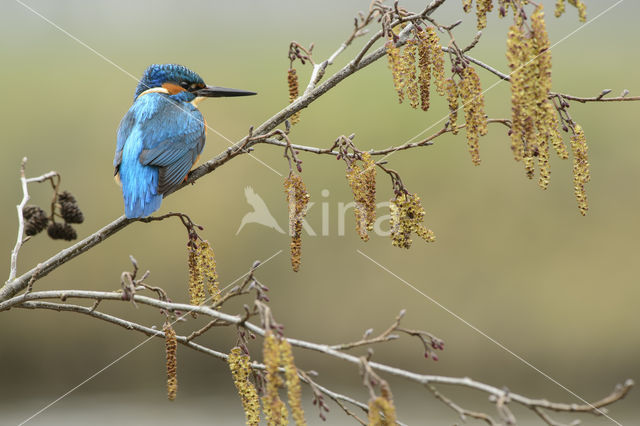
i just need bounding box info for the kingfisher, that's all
[114,64,256,218]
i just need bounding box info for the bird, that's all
[114,64,256,218]
[236,186,285,235]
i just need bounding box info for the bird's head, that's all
[133,64,256,103]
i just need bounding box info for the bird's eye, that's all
[179,81,189,88]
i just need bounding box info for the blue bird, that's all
[114,64,256,218]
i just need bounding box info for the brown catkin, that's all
[284,173,310,272]
[287,68,301,125]
[415,28,432,111]
[164,321,178,401]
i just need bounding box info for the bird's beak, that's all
[194,85,257,98]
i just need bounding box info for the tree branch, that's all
[16,299,401,424]
[5,288,633,421]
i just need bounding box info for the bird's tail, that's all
[120,158,162,218]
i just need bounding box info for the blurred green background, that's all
[1,1,639,424]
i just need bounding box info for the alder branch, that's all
[0,8,424,303]
[15,299,398,424]
[444,46,640,104]
[5,0,630,302]
[3,288,633,423]
[7,158,59,283]
[260,118,511,157]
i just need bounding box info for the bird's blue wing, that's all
[132,93,205,194]
[114,110,136,176]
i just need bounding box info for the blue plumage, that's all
[114,64,256,218]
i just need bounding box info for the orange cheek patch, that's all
[162,82,186,95]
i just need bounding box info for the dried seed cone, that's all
[346,152,377,241]
[287,68,301,125]
[23,205,48,236]
[57,190,77,205]
[47,222,77,241]
[262,332,288,425]
[164,321,178,401]
[284,173,310,272]
[228,347,261,426]
[389,192,435,249]
[571,124,589,215]
[60,201,84,224]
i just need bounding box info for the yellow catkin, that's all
[198,239,220,303]
[385,40,404,101]
[284,173,310,272]
[188,239,219,305]
[507,21,534,163]
[262,331,288,425]
[346,152,377,241]
[459,66,487,165]
[426,27,446,96]
[228,347,261,426]
[262,332,288,425]
[555,0,566,17]
[531,5,554,189]
[400,38,419,108]
[187,242,205,306]
[445,78,459,134]
[367,396,397,426]
[508,5,569,189]
[280,340,305,426]
[463,0,494,30]
[389,192,435,249]
[287,68,300,125]
[558,0,586,22]
[164,321,178,401]
[570,124,589,215]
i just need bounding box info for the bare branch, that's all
[5,288,633,420]
[7,159,58,283]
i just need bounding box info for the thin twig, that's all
[7,158,58,283]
